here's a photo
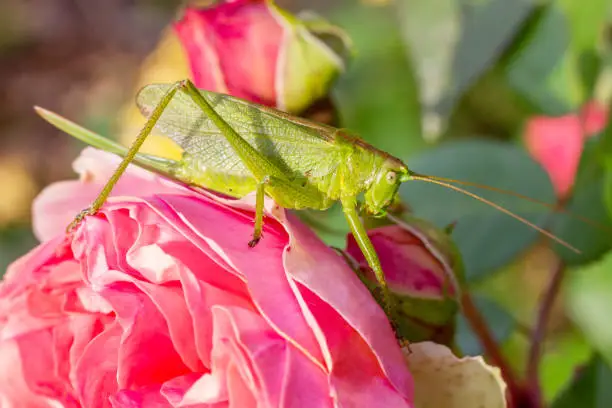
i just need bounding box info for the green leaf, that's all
[503,0,609,115]
[551,178,612,264]
[295,203,349,248]
[598,100,612,158]
[0,225,37,276]
[547,136,611,264]
[599,100,612,219]
[401,139,556,280]
[456,294,516,356]
[541,332,593,404]
[332,3,424,161]
[605,171,612,220]
[505,3,584,115]
[439,0,534,117]
[567,252,612,367]
[395,0,533,138]
[551,354,612,408]
[557,0,608,95]
[394,0,460,137]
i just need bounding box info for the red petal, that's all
[174,2,284,106]
[524,114,584,199]
[581,100,609,137]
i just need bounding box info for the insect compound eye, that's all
[385,171,397,184]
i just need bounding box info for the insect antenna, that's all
[411,172,610,233]
[406,172,581,254]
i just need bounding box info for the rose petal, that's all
[149,195,327,368]
[582,101,608,136]
[169,306,331,407]
[6,148,414,406]
[110,386,173,408]
[296,284,412,407]
[32,148,192,242]
[406,342,507,408]
[346,224,449,299]
[0,339,61,408]
[524,101,609,199]
[525,114,584,198]
[283,215,413,400]
[73,322,123,408]
[174,2,283,105]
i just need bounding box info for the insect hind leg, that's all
[68,80,185,232]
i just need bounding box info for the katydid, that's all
[34,79,580,331]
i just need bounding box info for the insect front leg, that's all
[67,80,185,232]
[340,196,404,341]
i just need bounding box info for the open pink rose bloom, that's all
[0,148,413,407]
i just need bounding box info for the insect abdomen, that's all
[176,153,257,198]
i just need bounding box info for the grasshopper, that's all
[35,79,579,331]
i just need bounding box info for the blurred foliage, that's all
[0,225,37,273]
[1,0,612,405]
[401,140,556,281]
[0,0,178,269]
[332,4,424,159]
[456,294,516,356]
[540,331,592,403]
[551,354,612,407]
[567,251,612,367]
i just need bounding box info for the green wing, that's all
[136,84,346,180]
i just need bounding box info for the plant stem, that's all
[525,256,565,407]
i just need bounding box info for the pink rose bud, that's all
[0,148,413,407]
[524,101,608,199]
[346,218,463,345]
[174,0,351,114]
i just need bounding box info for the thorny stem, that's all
[460,290,523,405]
[525,246,566,407]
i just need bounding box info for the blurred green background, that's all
[1,0,612,405]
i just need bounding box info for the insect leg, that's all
[248,180,267,248]
[340,196,399,327]
[178,80,283,181]
[178,80,295,248]
[248,174,327,247]
[179,80,333,245]
[67,80,184,231]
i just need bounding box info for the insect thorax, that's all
[310,132,400,205]
[329,132,407,215]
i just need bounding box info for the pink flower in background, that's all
[174,0,350,113]
[0,148,413,407]
[524,101,608,199]
[346,221,461,345]
[346,224,458,300]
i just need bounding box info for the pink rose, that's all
[347,225,456,300]
[524,101,608,199]
[174,0,350,113]
[346,220,461,345]
[0,148,413,407]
